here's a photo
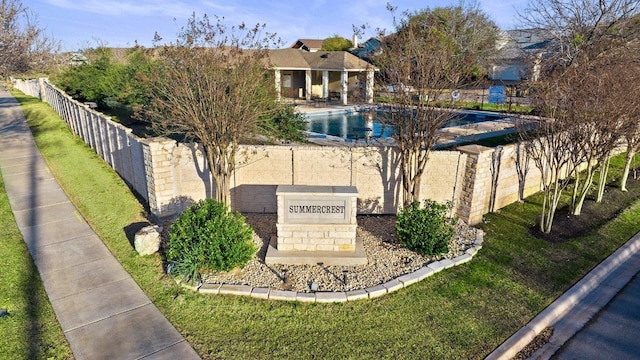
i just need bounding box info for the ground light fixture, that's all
[312,262,324,291]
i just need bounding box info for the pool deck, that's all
[296,104,523,148]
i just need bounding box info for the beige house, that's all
[489,29,553,84]
[290,39,325,52]
[268,48,376,105]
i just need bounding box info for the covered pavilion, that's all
[267,48,377,105]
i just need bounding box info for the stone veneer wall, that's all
[139,139,535,225]
[18,78,583,226]
[230,146,468,216]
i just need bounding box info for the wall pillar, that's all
[38,78,46,101]
[366,70,374,104]
[274,69,281,101]
[322,71,329,99]
[305,70,312,101]
[340,71,348,105]
[142,137,180,220]
[457,145,495,225]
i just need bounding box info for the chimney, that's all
[352,34,358,48]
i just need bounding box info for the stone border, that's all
[176,231,484,302]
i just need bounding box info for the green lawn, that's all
[9,89,640,359]
[374,96,534,114]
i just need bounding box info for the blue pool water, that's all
[305,110,506,140]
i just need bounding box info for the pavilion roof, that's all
[267,49,375,71]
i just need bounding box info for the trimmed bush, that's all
[260,105,308,143]
[166,199,255,282]
[396,200,456,256]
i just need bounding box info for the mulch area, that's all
[531,175,640,242]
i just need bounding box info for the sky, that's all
[29,0,529,52]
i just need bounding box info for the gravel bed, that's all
[197,214,479,293]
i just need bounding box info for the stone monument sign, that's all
[265,185,366,265]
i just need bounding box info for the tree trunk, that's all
[401,149,417,207]
[621,148,636,192]
[515,142,530,202]
[540,187,550,233]
[206,145,234,209]
[215,173,232,207]
[541,184,558,234]
[571,163,595,216]
[571,171,580,210]
[596,156,611,203]
[540,171,564,234]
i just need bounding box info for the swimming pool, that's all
[305,110,507,140]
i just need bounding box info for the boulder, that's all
[134,225,163,256]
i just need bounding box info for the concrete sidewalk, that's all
[486,231,640,360]
[0,90,200,359]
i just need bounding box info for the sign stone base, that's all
[265,236,367,266]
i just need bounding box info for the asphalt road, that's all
[553,271,640,360]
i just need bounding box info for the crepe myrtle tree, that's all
[565,59,627,215]
[370,3,499,206]
[615,20,640,192]
[143,13,280,207]
[619,65,640,192]
[523,58,631,230]
[0,0,58,77]
[518,73,588,233]
[518,0,640,218]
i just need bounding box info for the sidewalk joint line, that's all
[63,301,153,333]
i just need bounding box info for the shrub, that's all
[261,105,307,143]
[166,199,255,282]
[396,200,456,256]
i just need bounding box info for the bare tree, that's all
[144,14,280,207]
[566,61,625,214]
[615,20,640,192]
[514,141,532,202]
[517,0,639,230]
[618,59,640,191]
[520,74,587,233]
[518,0,640,67]
[594,49,639,201]
[372,3,499,206]
[620,114,640,192]
[0,0,58,77]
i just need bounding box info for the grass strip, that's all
[0,172,72,358]
[11,89,640,359]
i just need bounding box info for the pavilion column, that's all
[274,69,281,101]
[322,71,329,99]
[340,71,348,105]
[366,69,374,104]
[305,70,312,101]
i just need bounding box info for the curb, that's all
[485,232,640,360]
[176,231,484,302]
